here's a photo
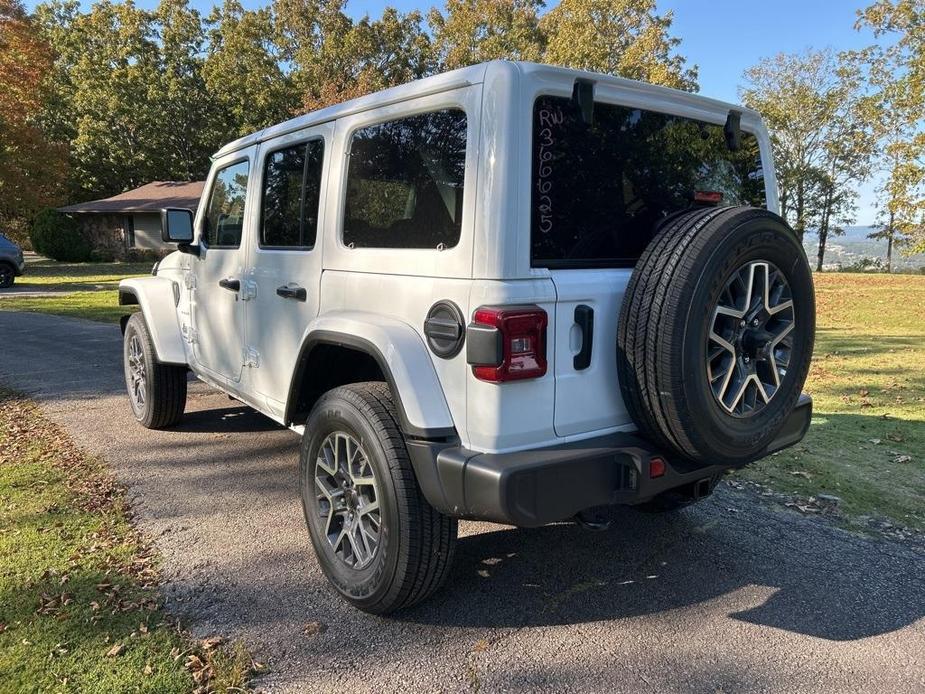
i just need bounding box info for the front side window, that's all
[204,160,250,248]
[261,139,325,248]
[531,96,766,267]
[343,108,467,249]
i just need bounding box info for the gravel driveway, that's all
[1,310,922,693]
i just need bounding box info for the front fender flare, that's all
[119,278,186,365]
[288,312,456,439]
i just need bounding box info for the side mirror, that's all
[161,208,194,243]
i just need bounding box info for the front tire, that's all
[300,382,457,614]
[123,313,187,429]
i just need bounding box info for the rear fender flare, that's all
[287,312,456,439]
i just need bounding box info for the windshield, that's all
[531,95,766,268]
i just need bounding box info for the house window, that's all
[125,215,135,249]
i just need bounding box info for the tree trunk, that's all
[816,187,833,272]
[886,210,894,274]
[816,227,827,272]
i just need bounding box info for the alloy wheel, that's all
[314,431,381,569]
[707,260,796,417]
[127,333,147,411]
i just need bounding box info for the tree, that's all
[858,0,925,255]
[870,139,925,271]
[865,58,925,270]
[274,0,433,112]
[204,0,295,138]
[35,0,226,199]
[151,0,213,180]
[428,0,543,70]
[0,0,66,241]
[741,49,877,270]
[540,0,697,90]
[44,0,163,198]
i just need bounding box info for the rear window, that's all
[531,96,766,268]
[343,108,467,250]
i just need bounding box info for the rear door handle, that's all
[218,278,240,292]
[276,284,306,302]
[573,304,594,370]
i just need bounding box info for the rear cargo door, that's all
[530,92,768,439]
[549,270,633,437]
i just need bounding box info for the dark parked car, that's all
[0,233,26,288]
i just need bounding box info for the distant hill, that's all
[802,225,925,272]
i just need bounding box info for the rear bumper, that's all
[408,394,812,527]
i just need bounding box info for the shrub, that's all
[838,257,883,273]
[30,209,92,262]
[89,247,116,263]
[124,248,162,263]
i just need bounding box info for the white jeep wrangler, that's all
[119,61,815,614]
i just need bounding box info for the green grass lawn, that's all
[737,273,925,531]
[0,290,127,323]
[16,258,153,290]
[0,257,150,323]
[0,392,257,693]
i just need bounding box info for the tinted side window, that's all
[531,96,766,267]
[343,109,467,249]
[204,160,250,248]
[261,139,325,248]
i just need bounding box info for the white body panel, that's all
[549,269,633,437]
[122,61,780,455]
[119,277,186,364]
[244,123,333,414]
[304,309,455,433]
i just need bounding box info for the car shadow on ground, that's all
[171,404,285,434]
[398,500,924,642]
[143,398,923,644]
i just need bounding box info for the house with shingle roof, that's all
[58,181,204,259]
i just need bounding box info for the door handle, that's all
[276,284,307,302]
[573,304,594,370]
[218,278,240,292]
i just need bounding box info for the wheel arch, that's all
[118,278,187,365]
[285,314,457,441]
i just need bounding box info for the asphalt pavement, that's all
[1,310,922,693]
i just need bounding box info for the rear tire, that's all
[617,206,815,465]
[123,313,187,429]
[300,382,457,614]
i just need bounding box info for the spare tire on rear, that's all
[617,206,815,466]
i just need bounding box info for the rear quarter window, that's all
[343,108,467,250]
[531,95,766,268]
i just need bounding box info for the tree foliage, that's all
[428,0,543,70]
[541,0,697,90]
[859,0,925,256]
[741,49,878,269]
[203,0,295,138]
[0,0,66,242]
[15,0,701,232]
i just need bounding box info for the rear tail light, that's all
[468,305,548,382]
[649,456,667,479]
[694,190,723,205]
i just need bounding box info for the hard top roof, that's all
[213,61,759,159]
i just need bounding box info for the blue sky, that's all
[27,0,885,223]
